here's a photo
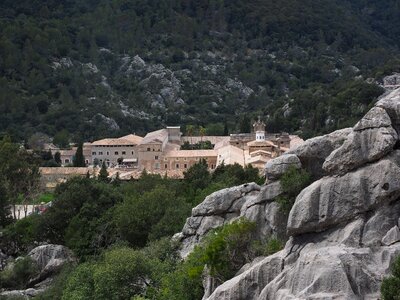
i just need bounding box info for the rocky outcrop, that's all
[323,107,397,175]
[0,250,9,271]
[176,182,287,258]
[285,127,351,178]
[1,245,76,298]
[383,73,400,90]
[195,88,400,299]
[28,244,76,282]
[265,154,301,180]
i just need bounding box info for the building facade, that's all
[91,134,143,167]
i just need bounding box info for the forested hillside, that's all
[0,0,399,142]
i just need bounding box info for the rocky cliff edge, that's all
[176,88,400,299]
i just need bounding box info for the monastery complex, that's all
[41,119,302,188]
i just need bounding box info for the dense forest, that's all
[0,137,271,299]
[0,0,399,142]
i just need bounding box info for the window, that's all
[132,151,134,155]
[155,163,160,169]
[176,164,179,169]
[155,156,159,160]
[147,147,151,151]
[184,164,187,169]
[184,158,187,161]
[92,152,97,155]
[106,151,110,155]
[99,151,103,155]
[65,159,70,163]
[164,158,167,161]
[115,151,119,155]
[122,151,126,155]
[165,164,168,169]
[176,158,179,161]
[211,164,215,169]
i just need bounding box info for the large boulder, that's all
[376,88,400,133]
[176,181,287,258]
[323,107,397,175]
[287,151,400,236]
[28,244,76,281]
[265,154,301,180]
[285,127,352,178]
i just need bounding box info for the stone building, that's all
[51,142,92,166]
[91,134,143,167]
[163,150,217,171]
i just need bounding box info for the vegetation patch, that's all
[277,166,312,214]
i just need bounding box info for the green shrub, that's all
[157,218,257,300]
[277,166,311,214]
[35,264,75,300]
[251,238,284,257]
[381,256,400,300]
[62,246,169,300]
[0,256,39,289]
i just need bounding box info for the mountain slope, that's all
[0,0,399,141]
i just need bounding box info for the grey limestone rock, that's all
[376,87,400,133]
[206,252,285,300]
[323,107,397,175]
[192,183,260,217]
[28,244,76,280]
[178,181,288,259]
[265,154,301,180]
[286,127,352,178]
[382,226,400,246]
[199,88,400,300]
[288,152,400,236]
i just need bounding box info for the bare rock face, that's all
[382,226,400,246]
[288,151,400,236]
[285,127,352,179]
[198,88,400,300]
[176,182,287,258]
[323,107,397,175]
[28,244,76,282]
[265,154,301,180]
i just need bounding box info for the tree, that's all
[381,256,400,300]
[0,137,41,220]
[54,152,61,165]
[277,166,311,214]
[98,162,109,182]
[114,186,188,247]
[199,126,206,142]
[186,125,194,145]
[53,130,70,148]
[73,143,85,167]
[183,159,210,191]
[0,181,11,227]
[239,115,251,133]
[223,121,229,136]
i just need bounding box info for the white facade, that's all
[92,144,138,167]
[255,130,265,141]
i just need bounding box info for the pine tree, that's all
[223,120,229,136]
[73,143,85,167]
[54,152,61,165]
[98,162,109,182]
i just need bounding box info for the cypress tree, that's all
[73,143,85,167]
[98,162,109,182]
[54,152,61,165]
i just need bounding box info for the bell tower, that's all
[253,116,266,141]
